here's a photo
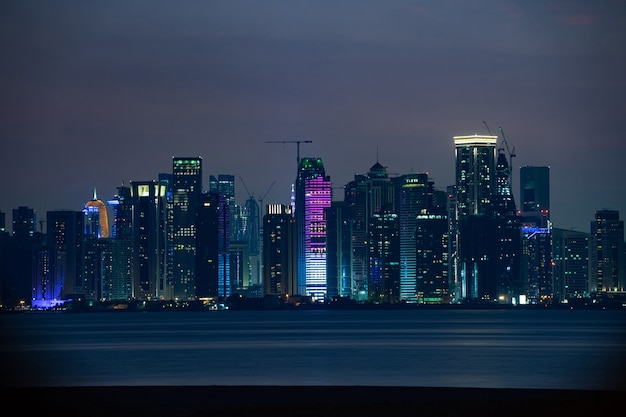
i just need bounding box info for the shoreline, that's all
[7,385,624,417]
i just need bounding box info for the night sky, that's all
[2,1,625,233]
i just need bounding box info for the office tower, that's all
[106,184,133,300]
[552,228,590,301]
[520,166,550,221]
[195,191,230,299]
[12,206,36,238]
[325,201,352,299]
[454,135,497,301]
[32,243,54,308]
[47,210,84,300]
[294,157,332,300]
[590,210,625,294]
[82,237,113,301]
[493,151,522,303]
[172,157,202,300]
[392,172,432,303]
[263,204,297,298]
[446,185,459,302]
[368,210,400,303]
[415,212,449,303]
[344,161,395,302]
[83,187,110,238]
[243,195,261,286]
[130,180,168,300]
[518,166,552,304]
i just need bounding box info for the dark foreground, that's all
[6,386,623,417]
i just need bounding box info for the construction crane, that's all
[265,140,313,167]
[482,120,494,136]
[498,126,516,183]
[239,176,276,216]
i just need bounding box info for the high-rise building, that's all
[106,184,133,300]
[590,210,625,294]
[325,201,352,299]
[344,161,395,302]
[12,206,36,239]
[294,157,332,300]
[172,157,202,300]
[552,227,590,301]
[520,166,550,220]
[47,210,84,300]
[392,172,432,303]
[519,166,552,304]
[454,135,497,302]
[83,187,110,239]
[368,210,400,303]
[263,204,297,298]
[130,180,168,300]
[415,212,449,304]
[195,191,230,300]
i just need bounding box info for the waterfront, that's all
[3,308,625,391]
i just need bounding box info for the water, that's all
[2,308,625,390]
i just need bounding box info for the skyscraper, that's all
[590,210,625,294]
[294,157,332,301]
[344,161,395,302]
[195,191,230,299]
[130,180,168,300]
[263,204,297,298]
[83,187,110,239]
[392,172,432,303]
[453,135,497,301]
[172,157,202,300]
[519,166,552,304]
[552,227,590,301]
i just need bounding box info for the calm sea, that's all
[2,308,625,390]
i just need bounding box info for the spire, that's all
[93,185,98,201]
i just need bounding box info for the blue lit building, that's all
[195,191,230,300]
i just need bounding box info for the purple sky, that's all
[2,1,625,233]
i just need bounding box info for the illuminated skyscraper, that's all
[195,191,230,299]
[172,157,202,300]
[83,187,110,239]
[552,227,590,301]
[590,210,625,294]
[130,180,168,300]
[453,134,498,301]
[368,210,400,303]
[392,172,432,303]
[344,161,395,301]
[263,204,297,298]
[519,166,551,304]
[294,157,332,300]
[47,210,84,300]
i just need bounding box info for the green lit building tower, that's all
[172,157,202,300]
[130,180,169,300]
[552,227,590,301]
[294,157,332,301]
[344,161,395,302]
[263,204,298,299]
[454,135,498,302]
[590,210,625,295]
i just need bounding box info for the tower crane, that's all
[265,140,313,167]
[498,126,516,183]
[258,180,276,215]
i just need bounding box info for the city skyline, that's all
[2,1,625,233]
